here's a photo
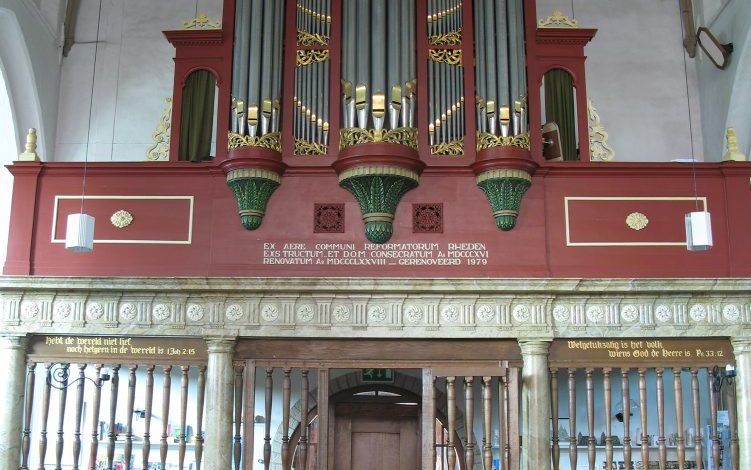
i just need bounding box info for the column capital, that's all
[518,338,552,356]
[0,335,28,351]
[731,337,751,355]
[205,336,236,354]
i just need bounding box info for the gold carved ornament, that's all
[538,11,578,28]
[297,30,329,46]
[110,210,134,229]
[182,13,221,30]
[146,97,172,161]
[587,98,615,161]
[228,131,282,153]
[476,132,530,151]
[429,49,462,66]
[339,127,418,151]
[431,138,464,156]
[294,139,327,155]
[296,50,329,66]
[430,29,462,46]
[626,212,649,231]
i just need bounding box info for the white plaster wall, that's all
[692,0,751,160]
[0,0,65,161]
[536,0,705,161]
[0,69,17,270]
[54,0,223,162]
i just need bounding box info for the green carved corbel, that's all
[338,166,419,243]
[476,169,532,231]
[226,168,281,230]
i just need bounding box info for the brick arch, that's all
[269,370,472,469]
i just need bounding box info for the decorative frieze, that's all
[1,278,750,339]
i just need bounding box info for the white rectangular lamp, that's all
[65,213,95,252]
[685,211,712,251]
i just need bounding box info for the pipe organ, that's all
[225,0,536,239]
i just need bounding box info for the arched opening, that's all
[540,68,579,161]
[179,69,218,161]
[0,64,18,270]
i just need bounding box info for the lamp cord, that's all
[81,0,103,214]
[677,0,700,210]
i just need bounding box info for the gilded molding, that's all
[294,139,327,156]
[146,98,172,161]
[429,29,462,46]
[182,13,221,30]
[429,49,462,65]
[587,98,615,162]
[626,212,648,231]
[476,168,532,184]
[110,210,133,229]
[476,132,530,151]
[227,131,282,153]
[339,127,418,150]
[431,138,464,156]
[296,50,329,66]
[538,11,579,28]
[297,30,329,46]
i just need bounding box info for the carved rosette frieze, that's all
[226,168,281,230]
[475,169,532,231]
[338,166,419,243]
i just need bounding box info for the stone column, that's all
[519,339,552,470]
[0,335,28,470]
[732,337,751,470]
[204,336,236,470]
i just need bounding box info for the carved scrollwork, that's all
[294,139,328,155]
[146,98,172,161]
[588,98,615,161]
[431,138,464,156]
[339,127,418,150]
[227,131,282,152]
[296,50,330,66]
[429,49,462,65]
[429,29,462,46]
[538,11,579,28]
[297,30,329,46]
[476,132,530,151]
[182,13,221,30]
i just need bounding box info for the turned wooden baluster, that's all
[281,368,292,470]
[38,363,53,470]
[124,365,138,470]
[656,368,666,470]
[233,363,244,470]
[481,377,492,470]
[638,368,649,470]
[465,377,475,470]
[446,376,457,470]
[179,365,190,470]
[604,368,613,470]
[673,368,685,470]
[20,363,36,470]
[727,375,739,470]
[586,368,595,470]
[708,371,721,470]
[72,364,87,470]
[264,368,273,470]
[499,374,508,470]
[298,369,310,470]
[568,368,577,470]
[142,365,156,470]
[621,368,632,470]
[195,365,207,470]
[87,365,104,470]
[160,365,173,470]
[107,365,121,470]
[690,368,703,470]
[55,363,70,470]
[551,368,559,470]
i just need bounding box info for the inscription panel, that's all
[28,335,207,363]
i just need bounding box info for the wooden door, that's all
[334,403,420,470]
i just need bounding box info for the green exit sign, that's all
[361,368,394,383]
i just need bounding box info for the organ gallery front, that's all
[2,0,751,470]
